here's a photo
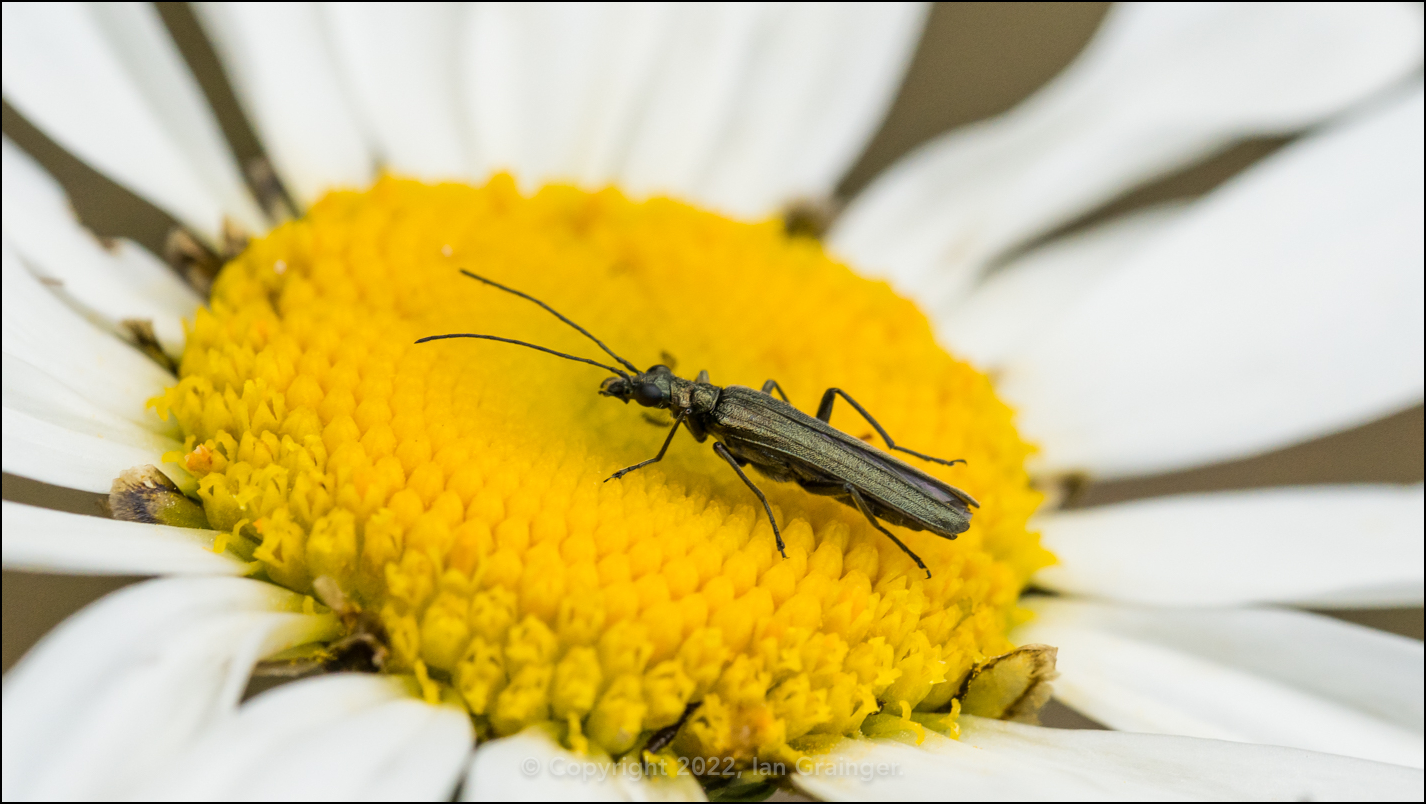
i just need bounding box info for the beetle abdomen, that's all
[709,386,973,539]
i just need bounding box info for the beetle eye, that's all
[634,382,665,407]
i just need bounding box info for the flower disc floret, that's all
[152,175,1050,762]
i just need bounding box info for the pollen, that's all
[151,175,1050,764]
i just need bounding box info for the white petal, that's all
[463,726,623,801]
[0,135,66,211]
[560,7,676,190]
[692,3,928,218]
[0,2,263,241]
[941,203,1187,369]
[2,500,244,576]
[460,4,672,190]
[3,352,177,448]
[106,238,206,329]
[1,238,175,427]
[258,693,472,801]
[2,405,185,494]
[998,84,1425,477]
[1035,484,1425,608]
[1,576,337,801]
[609,3,927,217]
[793,717,1424,801]
[3,137,202,353]
[831,3,1424,310]
[142,673,473,801]
[323,3,471,181]
[463,724,704,802]
[461,3,580,184]
[194,2,374,206]
[457,1,917,216]
[1016,599,1424,768]
[613,4,772,202]
[613,763,706,803]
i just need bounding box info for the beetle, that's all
[418,270,977,577]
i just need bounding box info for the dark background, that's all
[4,3,1422,729]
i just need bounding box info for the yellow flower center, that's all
[152,175,1049,763]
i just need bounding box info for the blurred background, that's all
[3,3,1422,728]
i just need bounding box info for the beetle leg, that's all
[816,387,966,468]
[844,484,931,579]
[606,410,687,482]
[760,379,793,405]
[645,701,701,754]
[713,442,786,558]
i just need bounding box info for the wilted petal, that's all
[1016,598,1424,768]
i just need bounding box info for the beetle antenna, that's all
[454,269,642,374]
[416,333,631,379]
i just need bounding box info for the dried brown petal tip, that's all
[253,641,330,679]
[311,575,389,673]
[782,197,841,240]
[220,217,251,260]
[245,155,298,224]
[108,465,210,529]
[957,644,1059,724]
[1035,472,1091,512]
[119,318,178,374]
[163,227,221,297]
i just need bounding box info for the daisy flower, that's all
[3,2,1423,800]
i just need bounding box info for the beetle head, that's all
[600,365,674,408]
